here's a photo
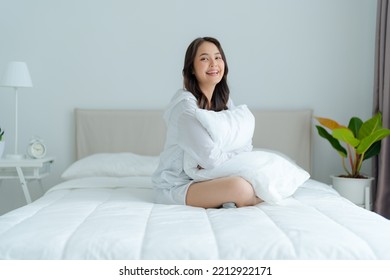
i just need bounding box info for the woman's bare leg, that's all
[186,176,262,208]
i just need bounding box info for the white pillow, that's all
[253,148,297,164]
[61,153,159,180]
[195,105,255,152]
[184,150,310,204]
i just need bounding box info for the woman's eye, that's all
[200,57,208,61]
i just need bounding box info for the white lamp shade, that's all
[1,61,33,88]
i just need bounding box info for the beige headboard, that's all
[75,108,312,172]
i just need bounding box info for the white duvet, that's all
[1,177,390,260]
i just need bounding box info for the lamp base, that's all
[6,154,26,160]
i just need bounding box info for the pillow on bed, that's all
[195,104,255,151]
[253,148,297,164]
[184,150,310,204]
[61,153,159,179]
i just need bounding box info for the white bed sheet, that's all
[1,177,390,260]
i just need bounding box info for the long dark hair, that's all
[182,37,230,111]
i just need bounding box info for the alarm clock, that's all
[27,138,47,159]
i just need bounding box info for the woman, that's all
[152,37,262,208]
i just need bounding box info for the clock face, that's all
[29,141,46,158]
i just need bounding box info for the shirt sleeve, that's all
[177,109,231,169]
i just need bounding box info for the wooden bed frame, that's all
[75,109,312,172]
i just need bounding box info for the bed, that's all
[1,108,390,260]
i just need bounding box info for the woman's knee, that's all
[228,177,257,207]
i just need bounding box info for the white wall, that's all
[0,0,378,214]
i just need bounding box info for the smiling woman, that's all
[152,37,262,209]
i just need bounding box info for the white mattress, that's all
[1,177,390,260]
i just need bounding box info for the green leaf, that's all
[348,117,363,138]
[332,127,360,148]
[316,125,347,157]
[357,128,390,154]
[358,112,382,139]
[364,141,381,160]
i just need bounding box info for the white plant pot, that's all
[331,175,374,210]
[0,141,5,159]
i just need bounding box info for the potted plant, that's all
[315,112,390,208]
[0,127,4,159]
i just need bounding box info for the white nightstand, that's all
[0,157,54,204]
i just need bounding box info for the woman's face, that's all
[193,41,225,90]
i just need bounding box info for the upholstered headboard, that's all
[75,109,312,172]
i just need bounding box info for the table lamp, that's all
[1,61,33,159]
